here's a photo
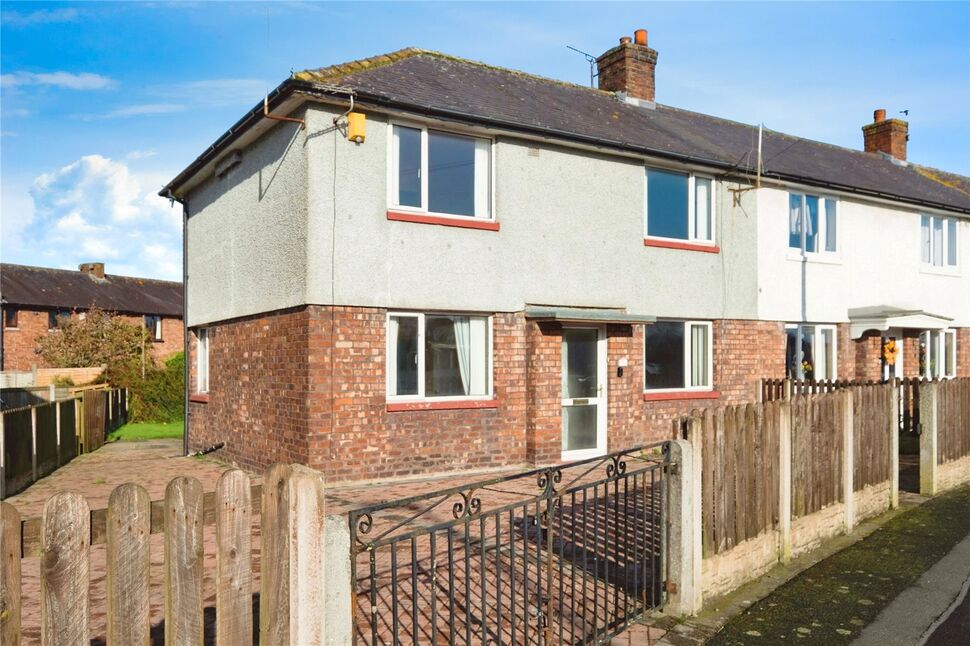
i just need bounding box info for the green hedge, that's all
[123,352,185,423]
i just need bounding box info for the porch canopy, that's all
[848,305,953,339]
[524,305,656,325]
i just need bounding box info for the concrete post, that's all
[665,439,700,616]
[1,412,5,499]
[324,515,353,646]
[842,390,855,533]
[683,417,704,613]
[890,380,900,509]
[919,383,939,496]
[30,407,37,481]
[783,378,793,401]
[48,383,56,402]
[777,401,793,563]
[55,400,62,466]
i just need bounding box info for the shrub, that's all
[123,351,185,423]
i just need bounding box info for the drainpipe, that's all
[0,298,5,371]
[182,199,189,457]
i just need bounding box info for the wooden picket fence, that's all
[937,377,970,464]
[790,392,844,518]
[853,384,894,490]
[0,464,328,645]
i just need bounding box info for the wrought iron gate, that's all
[349,442,671,645]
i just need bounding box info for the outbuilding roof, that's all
[0,264,183,317]
[163,48,970,214]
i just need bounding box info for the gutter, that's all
[160,80,970,216]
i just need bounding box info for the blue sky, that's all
[2,1,969,280]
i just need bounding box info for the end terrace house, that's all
[161,30,970,482]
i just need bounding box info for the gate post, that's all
[778,400,793,563]
[919,382,939,496]
[665,439,700,616]
[842,390,855,533]
[890,380,900,509]
[323,514,353,646]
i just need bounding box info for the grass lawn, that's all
[108,421,184,442]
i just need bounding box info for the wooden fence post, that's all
[842,390,855,533]
[55,400,62,468]
[783,378,792,401]
[216,469,253,645]
[890,380,900,509]
[919,382,939,496]
[1,501,21,644]
[107,483,151,645]
[30,407,37,482]
[164,476,204,646]
[261,464,293,645]
[1,412,6,500]
[41,492,90,646]
[778,400,792,563]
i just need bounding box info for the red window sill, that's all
[387,211,500,231]
[644,238,719,254]
[387,399,499,412]
[642,390,720,402]
[189,394,209,404]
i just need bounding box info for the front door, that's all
[561,326,607,460]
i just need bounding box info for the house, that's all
[0,263,184,372]
[161,30,970,482]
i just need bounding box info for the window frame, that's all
[3,308,18,329]
[785,323,838,381]
[144,315,163,341]
[644,167,717,246]
[788,192,839,257]
[386,120,496,222]
[920,329,957,379]
[196,328,209,394]
[48,309,69,330]
[920,214,958,268]
[386,311,494,402]
[643,320,714,394]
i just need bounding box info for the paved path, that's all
[924,574,970,645]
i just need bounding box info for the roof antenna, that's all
[566,45,598,88]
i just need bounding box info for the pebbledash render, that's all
[162,30,970,482]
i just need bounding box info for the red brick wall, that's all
[959,329,970,377]
[526,321,562,465]
[2,308,51,370]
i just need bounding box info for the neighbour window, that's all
[48,309,70,330]
[196,328,209,393]
[387,312,492,399]
[921,215,958,267]
[643,320,712,391]
[789,193,837,254]
[3,308,17,328]
[389,124,492,219]
[645,168,715,243]
[785,324,837,380]
[920,329,957,379]
[144,315,163,341]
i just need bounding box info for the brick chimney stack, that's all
[78,262,105,279]
[862,108,908,161]
[596,29,658,103]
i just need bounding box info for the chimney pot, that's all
[619,36,632,45]
[874,108,886,123]
[634,29,648,46]
[78,262,105,279]
[862,109,907,161]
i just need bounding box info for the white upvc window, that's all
[388,123,493,219]
[920,329,957,379]
[789,193,838,255]
[643,320,713,392]
[145,315,163,341]
[387,312,493,401]
[644,168,716,244]
[196,328,209,393]
[921,215,958,268]
[785,324,838,381]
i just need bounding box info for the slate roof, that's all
[164,48,970,214]
[0,264,183,317]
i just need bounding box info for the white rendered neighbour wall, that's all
[756,185,970,327]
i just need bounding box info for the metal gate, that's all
[349,442,671,645]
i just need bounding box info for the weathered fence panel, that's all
[35,403,58,480]
[853,384,893,490]
[41,492,90,646]
[1,501,21,644]
[106,483,151,645]
[57,400,77,466]
[216,469,254,645]
[791,393,844,518]
[938,378,970,465]
[164,476,205,646]
[82,389,107,453]
[3,408,33,497]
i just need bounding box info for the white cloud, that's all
[0,8,78,27]
[102,103,185,119]
[126,149,158,160]
[1,108,30,118]
[1,71,116,90]
[5,155,182,280]
[161,79,270,108]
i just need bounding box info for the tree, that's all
[36,308,150,384]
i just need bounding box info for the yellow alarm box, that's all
[347,112,366,143]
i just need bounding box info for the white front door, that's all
[561,326,607,460]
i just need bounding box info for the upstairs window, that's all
[921,215,958,267]
[645,168,715,243]
[644,320,712,391]
[196,329,209,393]
[920,329,956,379]
[144,315,163,341]
[48,309,70,330]
[786,324,837,381]
[388,312,491,400]
[3,308,18,329]
[389,124,492,219]
[789,193,837,254]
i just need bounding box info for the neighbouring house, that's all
[0,262,184,371]
[161,29,970,482]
